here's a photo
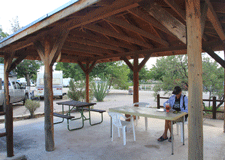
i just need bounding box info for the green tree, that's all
[57,61,131,90]
[92,61,130,89]
[202,57,224,106]
[128,65,151,82]
[152,55,188,97]
[15,60,42,86]
[55,62,84,80]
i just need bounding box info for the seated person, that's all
[158,86,188,142]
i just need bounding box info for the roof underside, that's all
[0,0,224,64]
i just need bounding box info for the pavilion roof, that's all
[0,0,224,64]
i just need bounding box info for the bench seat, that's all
[82,108,106,113]
[53,113,74,119]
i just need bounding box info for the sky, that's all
[0,0,224,69]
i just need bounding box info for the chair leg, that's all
[181,123,184,143]
[145,117,148,131]
[131,117,136,141]
[123,126,126,145]
[118,127,120,137]
[111,125,113,141]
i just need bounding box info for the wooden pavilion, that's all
[0,0,225,159]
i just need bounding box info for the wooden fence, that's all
[157,94,224,119]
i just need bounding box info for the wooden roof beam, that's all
[164,0,186,21]
[65,42,114,55]
[128,8,175,37]
[67,36,125,53]
[85,24,153,48]
[105,17,169,47]
[139,1,187,44]
[62,45,104,56]
[70,30,137,51]
[205,0,225,41]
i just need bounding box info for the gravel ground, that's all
[0,89,225,159]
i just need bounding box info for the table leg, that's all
[110,116,112,138]
[183,116,185,145]
[171,121,174,155]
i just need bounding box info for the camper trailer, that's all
[36,71,63,99]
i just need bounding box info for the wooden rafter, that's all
[66,36,125,52]
[49,30,69,66]
[105,17,169,46]
[164,0,186,21]
[66,40,115,54]
[34,41,45,61]
[4,52,15,72]
[203,45,225,68]
[70,30,138,51]
[205,0,225,41]
[201,2,208,36]
[78,61,87,73]
[139,1,186,44]
[8,55,27,72]
[85,24,153,48]
[63,45,104,56]
[121,57,133,71]
[128,8,175,37]
[88,61,97,74]
[138,54,152,72]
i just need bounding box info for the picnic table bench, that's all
[53,100,106,131]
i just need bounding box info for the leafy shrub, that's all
[67,79,94,101]
[67,79,85,101]
[25,99,40,118]
[92,80,109,102]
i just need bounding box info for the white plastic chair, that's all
[176,118,188,143]
[108,112,136,145]
[133,102,150,130]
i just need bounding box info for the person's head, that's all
[172,86,182,98]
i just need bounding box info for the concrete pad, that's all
[1,112,225,160]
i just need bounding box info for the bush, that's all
[25,99,40,118]
[92,80,109,102]
[67,79,94,101]
[67,79,85,101]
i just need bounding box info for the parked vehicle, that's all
[36,71,63,99]
[17,78,35,87]
[0,64,29,111]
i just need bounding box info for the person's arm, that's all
[183,96,188,113]
[163,96,173,109]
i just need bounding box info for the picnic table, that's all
[54,100,106,131]
[109,106,187,155]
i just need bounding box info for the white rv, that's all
[36,71,63,99]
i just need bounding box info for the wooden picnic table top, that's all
[56,100,96,107]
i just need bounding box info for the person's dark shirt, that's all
[173,97,181,111]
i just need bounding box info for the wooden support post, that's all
[78,61,96,103]
[186,0,203,159]
[86,61,90,103]
[4,55,14,157]
[212,96,216,119]
[34,30,69,151]
[44,38,54,151]
[6,103,13,157]
[157,94,160,109]
[133,54,139,103]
